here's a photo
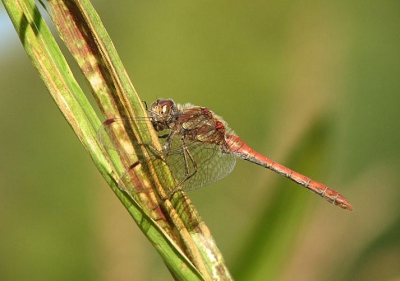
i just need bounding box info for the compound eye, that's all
[150,99,175,116]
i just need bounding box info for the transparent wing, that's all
[97,117,236,192]
[178,144,236,191]
[97,118,152,195]
[164,137,236,191]
[97,117,149,155]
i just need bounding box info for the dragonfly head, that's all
[149,99,177,130]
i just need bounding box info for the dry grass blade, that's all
[3,0,233,279]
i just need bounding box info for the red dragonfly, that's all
[100,99,353,211]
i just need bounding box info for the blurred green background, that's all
[1,1,399,280]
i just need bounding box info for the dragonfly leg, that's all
[181,143,198,184]
[168,139,198,195]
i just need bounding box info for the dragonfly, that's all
[99,99,353,211]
